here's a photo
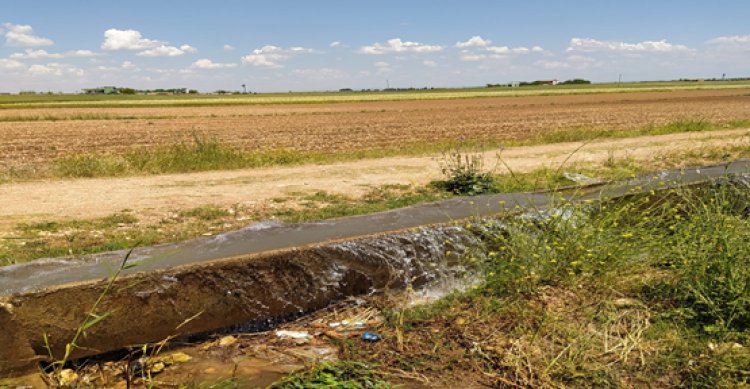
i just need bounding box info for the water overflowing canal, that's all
[1,160,749,373]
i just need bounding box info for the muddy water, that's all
[2,160,749,296]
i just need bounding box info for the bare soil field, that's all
[1,89,749,167]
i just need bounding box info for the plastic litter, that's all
[329,319,367,328]
[361,332,381,342]
[275,330,311,340]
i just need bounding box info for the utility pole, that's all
[618,74,622,87]
[386,79,390,89]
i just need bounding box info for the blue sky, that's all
[1,1,749,92]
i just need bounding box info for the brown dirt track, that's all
[0,127,747,231]
[1,89,749,167]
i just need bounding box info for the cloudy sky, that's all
[1,0,749,92]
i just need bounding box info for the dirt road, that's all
[0,128,747,231]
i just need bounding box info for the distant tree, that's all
[119,88,137,95]
[188,89,198,94]
[560,78,591,85]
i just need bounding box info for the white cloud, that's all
[27,63,84,77]
[10,49,63,59]
[190,58,237,69]
[181,44,197,53]
[121,61,136,69]
[706,35,750,50]
[459,52,486,62]
[289,46,314,53]
[446,34,544,64]
[223,44,235,51]
[101,28,164,50]
[486,46,509,55]
[456,36,491,48]
[68,49,99,57]
[10,48,100,59]
[241,45,313,68]
[101,28,195,56]
[461,42,544,61]
[2,23,54,47]
[358,38,443,55]
[137,44,197,57]
[329,41,341,48]
[485,45,541,55]
[0,58,25,70]
[423,60,437,67]
[567,37,691,53]
[27,64,60,76]
[535,55,598,70]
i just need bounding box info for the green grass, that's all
[270,361,389,389]
[516,118,750,145]
[313,177,750,388]
[179,205,231,221]
[1,81,748,109]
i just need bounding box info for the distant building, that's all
[82,86,120,95]
[535,79,560,86]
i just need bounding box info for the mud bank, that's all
[1,160,749,375]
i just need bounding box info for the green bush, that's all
[480,195,657,295]
[480,176,750,335]
[434,147,496,195]
[662,180,750,332]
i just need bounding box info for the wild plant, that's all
[435,146,496,195]
[41,249,139,387]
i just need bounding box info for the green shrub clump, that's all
[434,147,496,195]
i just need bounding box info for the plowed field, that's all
[1,89,749,166]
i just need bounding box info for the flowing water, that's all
[1,160,749,374]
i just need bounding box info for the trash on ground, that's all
[275,330,311,340]
[361,332,382,342]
